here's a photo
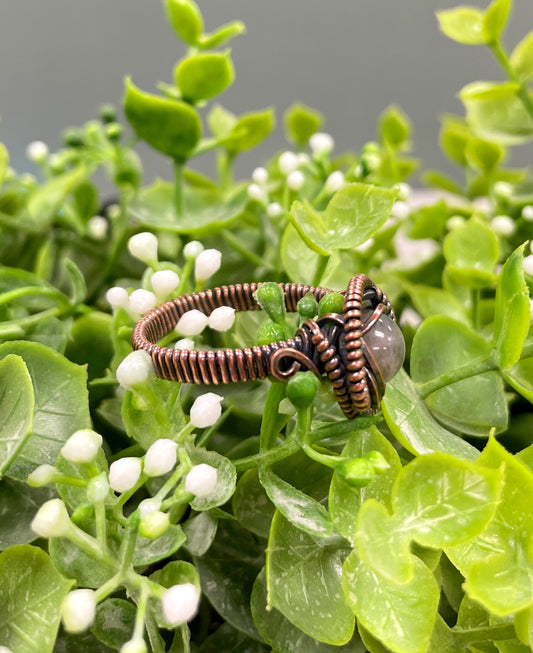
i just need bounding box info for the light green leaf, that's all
[0,143,8,189]
[436,7,486,45]
[207,103,237,139]
[188,447,236,511]
[198,21,246,50]
[0,545,73,652]
[0,355,34,476]
[91,598,136,651]
[124,78,202,161]
[465,137,505,171]
[440,116,471,166]
[267,511,354,645]
[133,524,186,566]
[175,52,235,103]
[403,282,468,324]
[0,342,91,480]
[378,105,411,148]
[64,258,87,305]
[28,165,87,228]
[493,243,530,370]
[411,316,508,436]
[503,329,533,402]
[343,552,439,653]
[223,108,275,155]
[510,30,533,82]
[0,478,54,548]
[164,0,203,45]
[284,103,323,147]
[382,369,479,460]
[483,0,512,43]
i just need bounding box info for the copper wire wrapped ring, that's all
[131,274,401,418]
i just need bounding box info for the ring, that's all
[131,274,405,418]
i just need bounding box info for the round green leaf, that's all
[164,0,203,45]
[133,524,186,567]
[175,52,235,103]
[223,109,275,155]
[284,103,323,147]
[91,598,136,651]
[436,7,486,45]
[378,105,411,148]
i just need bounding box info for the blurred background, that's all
[1,0,533,185]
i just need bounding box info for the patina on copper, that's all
[131,274,403,418]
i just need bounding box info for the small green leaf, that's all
[28,165,87,228]
[503,330,533,402]
[483,0,512,43]
[198,21,246,49]
[64,258,87,304]
[0,545,73,652]
[49,536,116,588]
[164,0,203,45]
[91,599,136,651]
[378,105,411,148]
[493,243,530,370]
[403,282,468,324]
[223,108,275,155]
[510,30,533,82]
[0,142,9,189]
[436,7,486,45]
[188,446,236,511]
[443,216,499,288]
[343,552,439,653]
[0,478,54,548]
[182,511,218,555]
[439,116,470,166]
[175,52,235,103]
[207,103,237,139]
[123,78,202,161]
[465,137,505,171]
[284,103,324,147]
[65,312,114,381]
[133,525,186,566]
[409,201,448,240]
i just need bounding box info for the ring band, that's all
[131,274,400,418]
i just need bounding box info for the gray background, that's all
[2,0,533,184]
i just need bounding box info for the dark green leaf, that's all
[232,469,274,538]
[182,511,218,555]
[91,598,136,651]
[0,478,54,548]
[175,52,235,103]
[284,103,323,147]
[65,312,114,381]
[198,623,267,653]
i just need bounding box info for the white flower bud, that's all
[399,308,423,329]
[189,392,223,428]
[31,499,71,538]
[354,238,375,254]
[87,216,108,241]
[287,170,305,191]
[162,583,200,625]
[278,151,299,175]
[107,203,121,220]
[151,270,180,300]
[446,215,466,231]
[116,350,154,389]
[61,429,102,464]
[0,647,13,653]
[297,153,310,166]
[325,171,345,193]
[27,464,58,487]
[195,249,222,282]
[109,457,142,493]
[252,167,268,185]
[522,205,533,222]
[391,201,409,220]
[309,132,334,157]
[106,286,129,310]
[183,241,204,260]
[26,140,49,162]
[185,463,218,498]
[128,232,158,264]
[61,589,96,634]
[491,215,516,237]
[86,474,110,504]
[139,498,162,518]
[175,309,208,336]
[208,306,235,332]
[266,202,283,218]
[494,181,513,199]
[139,510,170,539]
[247,183,267,203]
[120,638,148,653]
[523,255,533,277]
[395,182,411,201]
[144,439,178,477]
[354,164,363,177]
[129,289,157,315]
[175,338,195,350]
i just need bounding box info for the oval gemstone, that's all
[362,311,405,381]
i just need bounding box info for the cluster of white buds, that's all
[287,170,305,191]
[143,439,177,477]
[162,583,201,626]
[128,232,158,265]
[87,216,108,241]
[109,457,142,493]
[106,286,130,312]
[31,499,71,538]
[185,464,218,497]
[523,254,533,277]
[522,206,533,222]
[189,392,223,428]
[248,167,269,204]
[325,171,345,193]
[394,230,439,269]
[309,132,334,157]
[491,215,516,237]
[61,429,102,464]
[278,151,299,175]
[399,308,423,330]
[116,350,154,389]
[151,270,180,301]
[26,140,49,163]
[195,248,222,283]
[61,589,96,634]
[175,309,209,336]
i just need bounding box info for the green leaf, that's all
[65,312,114,381]
[49,536,116,588]
[133,524,186,566]
[440,116,471,166]
[0,142,8,190]
[0,478,54,548]
[151,560,201,630]
[175,52,235,103]
[199,21,246,50]
[329,427,402,545]
[251,569,365,653]
[164,0,203,45]
[258,465,334,539]
[447,439,533,615]
[510,30,533,82]
[436,7,486,45]
[91,598,136,651]
[123,78,202,161]
[382,369,479,460]
[503,330,533,402]
[460,81,533,144]
[465,137,505,171]
[290,183,397,255]
[421,170,463,195]
[403,282,468,324]
[198,623,267,653]
[493,243,530,370]
[223,108,275,155]
[27,165,87,228]
[0,341,91,480]
[188,447,236,511]
[233,469,274,538]
[0,545,73,652]
[182,511,218,555]
[208,103,237,139]
[54,630,115,653]
[64,258,87,305]
[267,511,354,645]
[409,200,448,240]
[411,316,508,436]
[378,105,411,148]
[0,354,34,476]
[443,216,499,288]
[343,552,439,653]
[483,0,512,43]
[284,103,324,147]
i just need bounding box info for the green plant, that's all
[1,0,533,651]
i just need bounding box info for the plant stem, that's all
[0,286,69,308]
[95,501,108,553]
[221,230,267,268]
[216,150,234,190]
[260,380,286,451]
[133,585,149,641]
[67,522,116,567]
[417,355,495,398]
[176,256,194,296]
[312,254,330,287]
[196,407,231,448]
[119,513,140,572]
[94,572,123,602]
[174,160,184,219]
[490,40,533,123]
[453,623,516,645]
[234,436,300,471]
